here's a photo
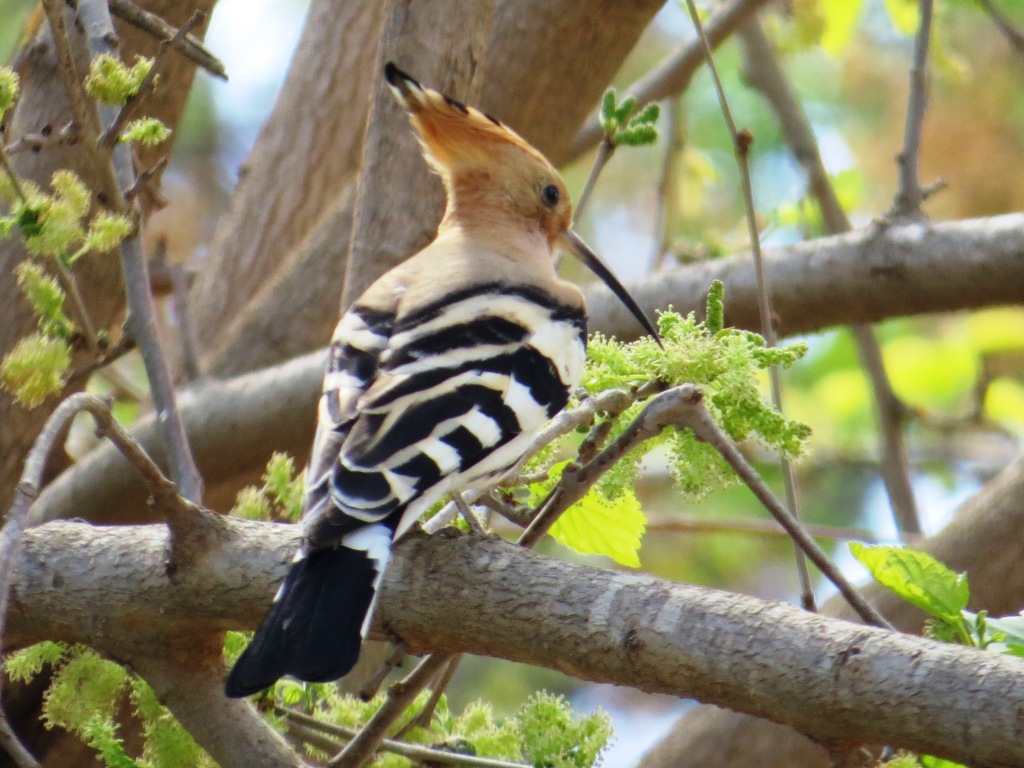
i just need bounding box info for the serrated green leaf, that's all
[850,543,969,623]
[549,486,646,567]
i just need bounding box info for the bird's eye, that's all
[541,184,560,208]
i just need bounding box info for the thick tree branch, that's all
[191,0,667,378]
[6,522,1024,767]
[643,450,1024,768]
[29,212,1024,526]
[586,213,1024,341]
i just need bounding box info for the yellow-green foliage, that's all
[15,261,73,339]
[0,332,71,407]
[3,644,214,768]
[85,54,152,106]
[121,117,171,147]
[526,281,809,566]
[0,66,18,117]
[230,452,304,522]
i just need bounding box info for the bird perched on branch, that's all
[225,63,659,698]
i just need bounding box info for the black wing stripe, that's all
[392,283,568,334]
[388,315,529,367]
[441,425,486,471]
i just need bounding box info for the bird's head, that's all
[384,63,660,343]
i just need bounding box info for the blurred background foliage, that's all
[6,0,1024,764]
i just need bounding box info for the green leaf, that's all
[613,96,637,125]
[549,485,646,567]
[0,67,18,117]
[849,543,969,623]
[821,0,864,56]
[920,755,968,768]
[615,124,658,146]
[884,0,918,34]
[629,102,660,126]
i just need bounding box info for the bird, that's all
[224,62,660,698]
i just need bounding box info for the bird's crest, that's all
[383,62,552,182]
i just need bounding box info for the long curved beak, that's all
[560,230,662,346]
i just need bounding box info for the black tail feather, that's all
[225,547,376,698]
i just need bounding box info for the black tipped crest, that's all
[444,95,470,114]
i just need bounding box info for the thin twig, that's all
[452,492,486,534]
[328,652,455,767]
[566,0,771,161]
[652,97,682,269]
[645,513,914,544]
[889,0,934,219]
[108,0,228,80]
[682,0,816,611]
[5,122,81,155]
[0,145,28,203]
[280,706,528,768]
[64,329,136,389]
[737,21,922,535]
[358,640,410,701]
[98,11,205,148]
[573,137,615,223]
[978,0,1024,54]
[123,156,168,204]
[395,655,461,737]
[53,258,101,352]
[68,0,204,502]
[0,393,204,766]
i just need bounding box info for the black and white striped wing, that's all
[304,284,586,549]
[303,306,395,527]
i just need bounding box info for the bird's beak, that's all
[559,230,662,345]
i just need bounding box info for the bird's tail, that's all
[224,545,380,698]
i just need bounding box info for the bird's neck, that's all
[436,214,555,275]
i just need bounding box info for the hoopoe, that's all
[225,63,659,697]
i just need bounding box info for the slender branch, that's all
[5,122,81,155]
[53,258,101,352]
[328,652,456,768]
[645,514,910,544]
[737,21,922,535]
[565,0,771,163]
[71,0,203,502]
[978,0,1024,54]
[357,640,410,701]
[675,388,894,630]
[0,145,28,203]
[652,98,682,269]
[573,137,615,223]
[889,0,935,219]
[681,0,815,611]
[98,11,206,148]
[107,0,228,80]
[279,706,529,768]
[64,329,135,389]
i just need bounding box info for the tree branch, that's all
[737,20,921,534]
[7,521,1024,767]
[585,213,1024,342]
[107,0,227,80]
[29,212,1024,527]
[564,0,771,163]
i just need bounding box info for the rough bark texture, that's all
[587,213,1024,341]
[8,522,1024,768]
[339,0,495,308]
[194,0,667,379]
[186,0,385,361]
[642,452,1024,768]
[0,0,216,512]
[26,212,1024,523]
